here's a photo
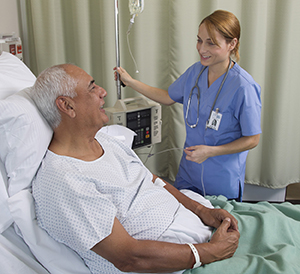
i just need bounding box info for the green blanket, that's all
[183,196,300,274]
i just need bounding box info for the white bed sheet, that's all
[0,226,49,274]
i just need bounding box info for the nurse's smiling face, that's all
[196,23,236,71]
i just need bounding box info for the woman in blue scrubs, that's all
[115,10,261,201]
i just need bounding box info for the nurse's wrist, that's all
[125,77,135,88]
[207,145,220,158]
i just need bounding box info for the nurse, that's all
[114,10,261,201]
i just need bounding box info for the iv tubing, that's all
[138,147,207,196]
[127,15,140,73]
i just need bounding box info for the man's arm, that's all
[152,175,238,231]
[91,217,239,273]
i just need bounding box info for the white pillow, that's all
[0,52,36,100]
[0,169,12,234]
[99,124,136,148]
[0,88,53,197]
[0,52,36,232]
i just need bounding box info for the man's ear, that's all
[56,96,76,118]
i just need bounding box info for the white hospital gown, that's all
[33,132,212,274]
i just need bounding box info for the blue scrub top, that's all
[168,62,262,200]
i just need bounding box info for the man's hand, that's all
[196,217,240,264]
[197,206,239,232]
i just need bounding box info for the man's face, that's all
[67,65,109,130]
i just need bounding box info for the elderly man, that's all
[30,64,239,274]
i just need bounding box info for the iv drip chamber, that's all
[129,0,144,15]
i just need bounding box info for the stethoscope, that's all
[185,58,232,129]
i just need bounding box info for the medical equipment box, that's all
[104,97,162,149]
[0,34,23,60]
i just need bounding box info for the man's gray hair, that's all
[30,65,77,129]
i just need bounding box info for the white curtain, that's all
[18,0,300,189]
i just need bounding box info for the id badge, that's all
[207,110,222,131]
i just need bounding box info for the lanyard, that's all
[185,58,232,129]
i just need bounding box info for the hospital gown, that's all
[33,132,212,274]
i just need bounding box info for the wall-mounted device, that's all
[0,33,23,60]
[104,97,161,149]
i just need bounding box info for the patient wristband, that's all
[187,243,202,269]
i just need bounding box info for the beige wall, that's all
[0,0,19,36]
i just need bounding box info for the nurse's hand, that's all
[113,67,133,87]
[184,145,212,164]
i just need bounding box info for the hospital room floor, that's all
[286,182,300,204]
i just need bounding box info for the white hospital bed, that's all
[1,52,300,274]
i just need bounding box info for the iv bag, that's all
[129,0,144,15]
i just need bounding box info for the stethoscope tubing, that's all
[185,58,232,129]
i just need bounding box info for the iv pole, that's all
[114,0,121,100]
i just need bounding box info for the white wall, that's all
[0,0,19,36]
